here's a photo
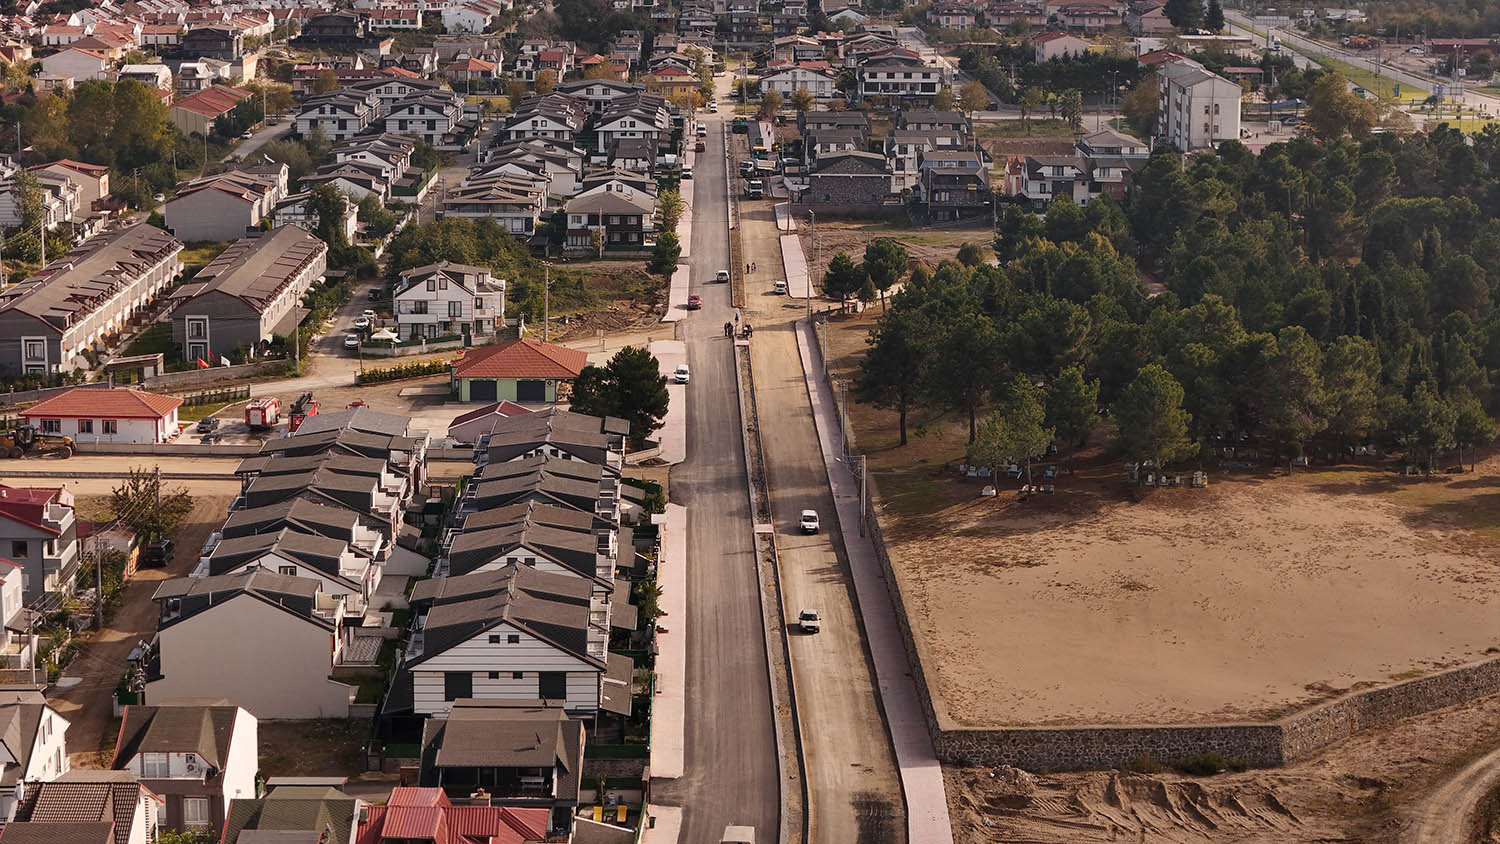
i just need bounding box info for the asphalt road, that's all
[650,110,781,841]
[740,200,906,842]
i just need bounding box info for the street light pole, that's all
[542,261,552,342]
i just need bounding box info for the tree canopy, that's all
[569,346,670,445]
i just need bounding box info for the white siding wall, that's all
[410,620,599,714]
[147,594,353,719]
[222,709,258,814]
[31,415,171,444]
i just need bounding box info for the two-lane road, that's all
[651,110,782,842]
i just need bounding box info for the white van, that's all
[681,164,693,179]
[773,280,788,294]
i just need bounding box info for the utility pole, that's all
[541,261,551,342]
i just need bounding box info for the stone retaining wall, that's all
[934,724,1286,770]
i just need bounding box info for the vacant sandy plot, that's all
[895,475,1500,727]
[815,309,1500,729]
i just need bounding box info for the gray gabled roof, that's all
[221,498,358,544]
[222,785,359,844]
[112,702,239,773]
[170,227,326,310]
[407,563,600,670]
[291,407,412,438]
[206,528,352,580]
[420,699,583,799]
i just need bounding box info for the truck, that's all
[721,826,755,844]
[288,393,319,432]
[745,179,764,199]
[245,396,280,430]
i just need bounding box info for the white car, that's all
[716,269,731,283]
[773,280,788,295]
[674,363,691,384]
[799,509,819,533]
[343,334,360,349]
[696,124,708,137]
[798,609,821,634]
[353,315,371,330]
[708,101,718,112]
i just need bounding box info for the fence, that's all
[0,382,111,408]
[142,361,290,392]
[179,386,251,406]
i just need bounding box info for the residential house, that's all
[498,94,587,143]
[38,47,110,81]
[477,140,583,196]
[168,84,252,137]
[576,168,656,203]
[1126,2,1172,34]
[984,2,1044,28]
[1057,2,1119,30]
[805,151,892,205]
[0,170,79,230]
[145,571,356,719]
[396,563,631,719]
[197,529,378,613]
[249,422,429,494]
[857,51,947,103]
[800,109,871,137]
[445,55,495,84]
[294,90,379,143]
[0,484,77,607]
[440,175,546,234]
[0,225,183,376]
[594,108,663,154]
[456,455,642,523]
[917,148,990,220]
[140,24,184,47]
[384,90,464,147]
[394,261,507,342]
[301,161,392,204]
[639,65,697,100]
[269,191,359,244]
[349,76,450,110]
[1034,30,1092,61]
[181,25,241,60]
[552,78,644,113]
[117,64,172,90]
[771,34,824,63]
[1158,59,1242,151]
[885,128,967,191]
[760,63,837,101]
[9,770,163,844]
[0,687,69,823]
[168,227,328,363]
[563,189,655,253]
[221,783,361,844]
[366,7,426,30]
[163,169,279,242]
[447,401,534,446]
[233,454,411,538]
[111,703,258,835]
[442,3,496,34]
[290,12,374,48]
[474,408,626,474]
[608,139,654,174]
[29,160,107,213]
[353,788,547,843]
[930,2,977,28]
[418,699,583,837]
[451,338,587,403]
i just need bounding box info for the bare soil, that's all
[797,219,995,272]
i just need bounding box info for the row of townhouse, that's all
[294,78,472,149]
[0,224,184,375]
[1008,127,1151,204]
[375,406,646,837]
[0,158,109,233]
[797,109,992,218]
[162,162,287,242]
[300,133,422,206]
[141,409,432,721]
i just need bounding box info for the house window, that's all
[141,752,168,778]
[443,671,472,701]
[278,565,296,576]
[22,340,43,362]
[488,671,499,679]
[78,419,92,434]
[507,633,520,644]
[513,671,523,679]
[183,797,211,828]
[9,541,23,558]
[103,420,117,434]
[448,301,462,318]
[187,319,206,339]
[40,420,60,434]
[426,278,436,291]
[488,634,501,643]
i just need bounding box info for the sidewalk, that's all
[648,502,687,780]
[648,340,687,466]
[639,805,682,844]
[793,320,956,844]
[661,162,698,323]
[779,234,810,298]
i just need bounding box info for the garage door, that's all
[469,379,497,401]
[516,379,546,402]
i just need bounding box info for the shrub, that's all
[356,359,450,384]
[1176,752,1246,776]
[1123,753,1166,774]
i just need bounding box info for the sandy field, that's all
[817,308,1500,728]
[898,474,1500,726]
[947,688,1500,842]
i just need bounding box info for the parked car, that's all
[682,164,693,179]
[773,280,788,294]
[686,294,702,309]
[696,124,708,137]
[695,140,706,152]
[674,363,691,384]
[241,130,254,139]
[344,334,361,349]
[353,315,371,330]
[800,509,819,533]
[143,539,174,567]
[708,100,718,112]
[367,287,385,301]
[152,193,165,203]
[716,269,731,283]
[195,416,220,433]
[798,609,821,633]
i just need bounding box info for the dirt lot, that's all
[259,720,369,776]
[797,218,995,273]
[948,689,1500,842]
[823,308,1500,729]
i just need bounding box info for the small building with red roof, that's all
[354,787,549,844]
[452,338,588,403]
[21,387,183,444]
[446,400,533,444]
[168,84,252,137]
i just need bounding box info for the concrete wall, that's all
[141,361,287,392]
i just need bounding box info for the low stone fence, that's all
[143,361,288,392]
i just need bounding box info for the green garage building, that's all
[451,337,589,403]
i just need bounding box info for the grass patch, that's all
[179,241,231,278]
[1310,55,1427,101]
[175,401,232,423]
[258,719,368,777]
[122,322,175,358]
[977,119,1081,140]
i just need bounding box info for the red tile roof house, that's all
[446,400,533,445]
[20,388,183,444]
[0,483,79,605]
[451,339,587,404]
[354,787,549,844]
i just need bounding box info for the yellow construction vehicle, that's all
[0,425,73,459]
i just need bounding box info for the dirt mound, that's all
[949,769,1302,843]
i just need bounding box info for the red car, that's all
[686,294,702,310]
[695,140,706,152]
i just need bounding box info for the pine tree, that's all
[1204,0,1224,32]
